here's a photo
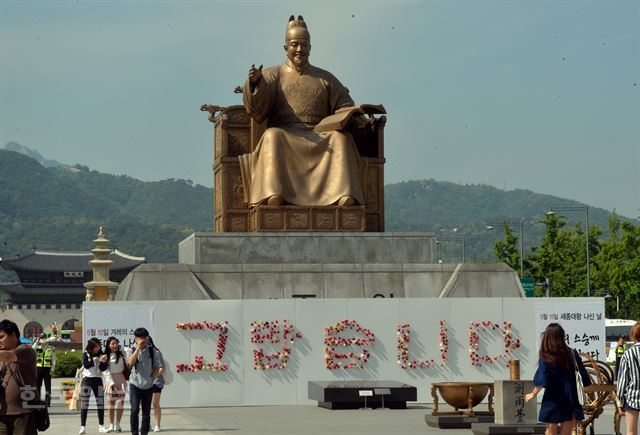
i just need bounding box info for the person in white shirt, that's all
[80,337,108,434]
[102,337,129,433]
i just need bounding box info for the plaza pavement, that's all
[45,378,625,435]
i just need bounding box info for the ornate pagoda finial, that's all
[86,226,118,301]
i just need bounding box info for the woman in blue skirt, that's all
[525,323,591,435]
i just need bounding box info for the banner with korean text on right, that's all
[535,299,605,361]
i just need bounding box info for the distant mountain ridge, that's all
[4,142,67,168]
[1,144,635,281]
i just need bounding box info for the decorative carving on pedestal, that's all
[214,180,222,213]
[230,215,247,232]
[248,206,365,232]
[366,166,379,210]
[231,174,245,209]
[228,131,249,156]
[314,210,335,230]
[288,211,309,229]
[215,126,222,160]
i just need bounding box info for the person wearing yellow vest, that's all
[616,337,627,380]
[33,333,56,407]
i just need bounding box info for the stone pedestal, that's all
[179,232,437,265]
[308,380,417,410]
[118,232,525,301]
[470,380,544,435]
[425,414,494,429]
[494,380,537,425]
[471,423,546,435]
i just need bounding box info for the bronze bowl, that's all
[433,382,491,409]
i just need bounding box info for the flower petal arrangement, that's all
[324,319,376,369]
[396,320,449,369]
[468,320,521,367]
[175,321,229,373]
[250,320,302,370]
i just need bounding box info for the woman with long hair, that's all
[617,322,640,435]
[147,337,166,433]
[80,337,109,434]
[102,337,128,433]
[525,323,591,435]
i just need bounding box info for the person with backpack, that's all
[0,319,38,435]
[127,328,163,435]
[102,337,129,433]
[147,337,165,433]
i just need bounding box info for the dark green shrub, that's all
[52,350,82,378]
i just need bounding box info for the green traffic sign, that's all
[520,277,535,297]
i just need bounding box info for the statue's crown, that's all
[285,15,310,41]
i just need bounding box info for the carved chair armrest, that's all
[349,115,387,159]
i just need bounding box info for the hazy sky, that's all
[1,0,638,218]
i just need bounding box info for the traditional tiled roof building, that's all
[0,249,145,305]
[0,247,144,339]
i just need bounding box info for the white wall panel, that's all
[84,298,603,407]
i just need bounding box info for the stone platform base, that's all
[308,380,417,410]
[426,414,494,429]
[248,205,366,232]
[471,423,546,435]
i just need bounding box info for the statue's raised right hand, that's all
[249,64,263,85]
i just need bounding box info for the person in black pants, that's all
[127,328,163,435]
[80,337,109,434]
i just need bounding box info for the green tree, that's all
[526,214,600,297]
[493,223,521,275]
[593,213,640,318]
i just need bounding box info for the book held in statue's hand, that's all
[313,104,386,132]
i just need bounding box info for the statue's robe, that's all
[239,59,364,206]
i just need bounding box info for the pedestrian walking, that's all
[127,328,163,435]
[0,319,38,435]
[147,337,166,433]
[102,337,128,433]
[617,322,640,435]
[33,333,55,407]
[525,323,591,435]
[80,337,109,434]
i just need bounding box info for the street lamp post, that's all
[437,228,465,263]
[487,217,525,276]
[546,205,590,297]
[436,236,466,263]
[603,293,620,317]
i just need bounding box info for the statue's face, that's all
[284,38,311,68]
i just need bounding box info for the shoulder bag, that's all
[571,349,587,407]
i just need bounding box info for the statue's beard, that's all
[291,55,308,70]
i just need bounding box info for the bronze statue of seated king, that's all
[203,15,386,232]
